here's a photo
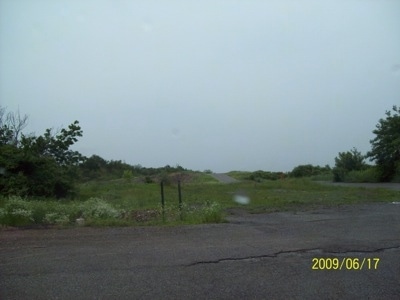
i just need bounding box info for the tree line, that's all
[331,106,400,182]
[288,106,400,182]
[0,106,186,198]
[1,105,399,198]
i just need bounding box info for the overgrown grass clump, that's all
[0,196,80,227]
[0,195,225,228]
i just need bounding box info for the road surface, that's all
[316,181,400,191]
[1,203,400,299]
[210,173,239,183]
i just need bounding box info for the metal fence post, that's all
[160,181,165,222]
[178,180,183,220]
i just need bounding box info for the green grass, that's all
[310,173,334,181]
[1,177,400,228]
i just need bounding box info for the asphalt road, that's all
[1,203,400,299]
[316,181,400,191]
[210,173,239,183]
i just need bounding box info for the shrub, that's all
[343,167,380,183]
[158,172,172,185]
[122,170,133,182]
[44,213,70,225]
[333,167,347,182]
[367,106,400,181]
[333,148,367,182]
[80,197,120,219]
[0,208,5,224]
[201,201,224,223]
[247,170,284,182]
[1,196,34,226]
[290,164,331,178]
[30,203,48,224]
[144,176,153,183]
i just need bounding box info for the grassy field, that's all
[1,172,400,228]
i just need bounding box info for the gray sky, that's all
[1,0,399,172]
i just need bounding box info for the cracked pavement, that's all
[1,203,400,299]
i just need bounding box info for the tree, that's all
[367,106,400,181]
[0,107,28,146]
[290,164,331,178]
[0,106,85,198]
[332,148,366,182]
[19,120,84,166]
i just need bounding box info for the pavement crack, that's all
[185,245,400,266]
[185,248,319,266]
[327,245,400,254]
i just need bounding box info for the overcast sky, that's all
[1,0,399,172]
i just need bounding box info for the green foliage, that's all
[2,177,400,227]
[0,126,13,145]
[0,196,122,227]
[144,176,154,184]
[341,167,380,183]
[0,196,34,226]
[161,201,225,224]
[80,197,121,220]
[0,107,28,146]
[19,120,84,166]
[199,201,224,223]
[367,106,400,181]
[333,148,366,182]
[79,155,108,180]
[290,164,331,178]
[0,145,79,198]
[79,157,188,183]
[159,172,172,185]
[246,170,286,182]
[227,171,252,180]
[0,106,84,198]
[309,173,333,181]
[122,170,133,181]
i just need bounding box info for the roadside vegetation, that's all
[1,176,400,228]
[1,105,400,228]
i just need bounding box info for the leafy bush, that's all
[342,167,380,183]
[144,176,153,183]
[333,148,367,182]
[44,213,70,225]
[158,172,172,185]
[247,170,285,182]
[367,106,400,181]
[1,196,34,226]
[0,112,83,199]
[0,196,77,226]
[122,170,133,181]
[290,164,331,178]
[0,208,5,224]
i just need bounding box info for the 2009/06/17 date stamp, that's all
[312,258,380,270]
